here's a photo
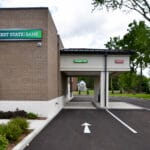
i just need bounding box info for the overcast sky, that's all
[0,0,149,77]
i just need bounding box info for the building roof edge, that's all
[0,7,48,10]
[60,48,135,55]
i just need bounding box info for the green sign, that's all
[0,29,42,41]
[73,59,88,63]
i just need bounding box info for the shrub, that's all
[5,122,22,142]
[27,112,38,119]
[0,111,13,119]
[0,135,8,150]
[0,110,27,119]
[0,118,29,145]
[0,124,7,136]
[0,110,39,119]
[14,110,27,118]
[9,117,29,132]
[87,90,89,95]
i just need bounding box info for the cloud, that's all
[0,0,146,49]
[0,0,149,77]
[0,0,144,48]
[49,0,144,48]
[50,0,110,48]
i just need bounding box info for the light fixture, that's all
[37,42,42,47]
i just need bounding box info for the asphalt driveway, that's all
[25,109,150,150]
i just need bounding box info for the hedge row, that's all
[0,135,8,150]
[0,117,29,150]
[0,110,38,119]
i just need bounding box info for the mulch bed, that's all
[4,117,47,150]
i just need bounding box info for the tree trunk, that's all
[139,62,143,93]
[111,77,114,94]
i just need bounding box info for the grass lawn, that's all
[110,93,150,100]
[73,90,150,100]
[73,90,94,96]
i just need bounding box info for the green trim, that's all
[73,59,88,63]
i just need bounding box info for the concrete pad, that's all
[0,119,9,124]
[28,120,47,129]
[64,102,96,109]
[108,102,143,109]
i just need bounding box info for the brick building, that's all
[0,7,65,100]
[0,7,133,116]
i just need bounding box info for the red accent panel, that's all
[115,59,124,64]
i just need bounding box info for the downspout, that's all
[104,50,108,107]
[70,77,72,98]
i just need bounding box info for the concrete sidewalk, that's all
[110,96,150,109]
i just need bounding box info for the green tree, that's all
[92,0,150,22]
[109,75,120,93]
[125,21,150,70]
[118,72,150,93]
[106,21,150,72]
[118,72,135,93]
[105,20,150,92]
[105,37,122,50]
[78,76,94,89]
[122,21,150,91]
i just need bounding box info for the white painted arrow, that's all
[81,122,92,134]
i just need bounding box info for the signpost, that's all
[0,29,42,41]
